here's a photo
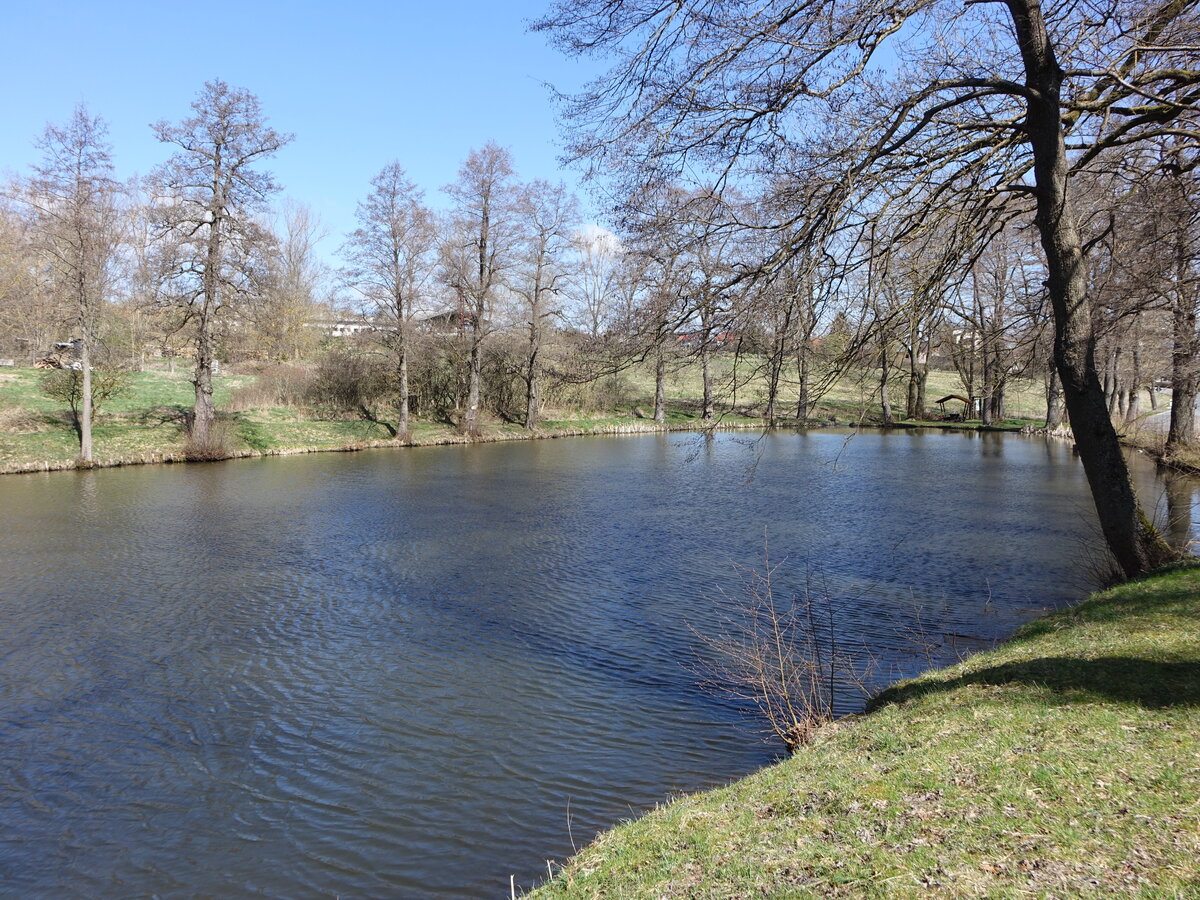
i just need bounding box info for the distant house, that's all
[304,319,388,337]
[420,310,480,337]
[675,330,739,348]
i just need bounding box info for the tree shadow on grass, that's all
[870,655,1200,711]
[1013,586,1200,646]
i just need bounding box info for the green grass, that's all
[529,564,1200,899]
[0,358,1043,474]
[619,355,1048,424]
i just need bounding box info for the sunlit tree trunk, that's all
[1168,228,1199,449]
[79,338,93,461]
[1046,367,1064,429]
[700,337,713,421]
[879,338,894,425]
[1008,0,1169,577]
[653,339,667,424]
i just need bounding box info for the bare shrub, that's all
[408,334,466,424]
[545,370,633,414]
[695,552,872,753]
[41,367,130,420]
[309,347,398,437]
[183,420,231,461]
[480,337,526,423]
[40,367,131,445]
[228,363,313,411]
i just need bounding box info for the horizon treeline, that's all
[0,78,1196,461]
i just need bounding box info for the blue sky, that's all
[1,0,599,254]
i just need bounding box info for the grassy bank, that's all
[0,363,1038,475]
[1117,422,1200,478]
[529,565,1200,898]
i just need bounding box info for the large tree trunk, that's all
[192,310,216,445]
[980,340,994,426]
[1168,257,1199,449]
[464,330,482,436]
[1046,367,1064,429]
[190,213,222,449]
[525,319,540,431]
[398,344,410,440]
[79,337,93,464]
[1124,329,1142,424]
[765,297,795,423]
[700,339,714,421]
[1107,347,1123,417]
[765,341,782,422]
[465,188,492,439]
[764,321,786,422]
[906,340,928,420]
[1125,385,1140,424]
[1008,0,1169,578]
[978,291,995,425]
[525,369,540,430]
[879,339,894,425]
[796,341,811,420]
[653,339,667,424]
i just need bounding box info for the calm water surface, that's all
[0,430,1195,898]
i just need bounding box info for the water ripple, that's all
[0,431,1193,897]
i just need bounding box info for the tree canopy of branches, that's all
[342,162,438,439]
[440,143,522,436]
[150,79,292,449]
[535,0,1200,578]
[254,201,330,363]
[26,105,121,463]
[513,179,579,429]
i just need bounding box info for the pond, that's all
[0,429,1194,897]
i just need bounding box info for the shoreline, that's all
[0,415,1032,478]
[528,562,1200,897]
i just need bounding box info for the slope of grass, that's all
[620,356,1047,423]
[530,564,1200,899]
[0,359,1041,474]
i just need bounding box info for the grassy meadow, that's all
[0,355,1047,475]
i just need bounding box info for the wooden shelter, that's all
[934,394,978,420]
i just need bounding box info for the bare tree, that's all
[1074,152,1199,443]
[151,80,291,450]
[1159,164,1200,450]
[569,224,621,337]
[535,0,1199,576]
[618,186,697,424]
[119,180,193,372]
[342,163,438,439]
[25,105,121,464]
[440,143,521,436]
[514,180,579,429]
[685,191,742,422]
[0,195,64,364]
[254,200,330,362]
[958,230,1043,425]
[641,250,683,423]
[747,218,841,424]
[879,223,967,421]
